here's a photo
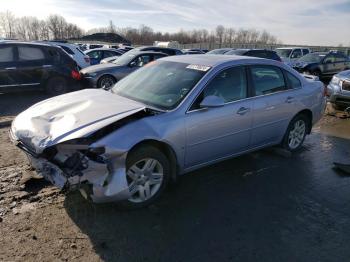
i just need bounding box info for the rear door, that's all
[334,53,348,72]
[0,44,18,91]
[322,54,337,75]
[249,65,298,147]
[15,44,47,88]
[185,66,253,167]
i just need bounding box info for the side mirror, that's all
[129,61,136,68]
[200,95,225,108]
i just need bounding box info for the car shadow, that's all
[63,148,318,262]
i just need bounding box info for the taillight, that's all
[71,69,81,80]
[84,56,90,64]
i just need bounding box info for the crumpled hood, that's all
[11,89,145,153]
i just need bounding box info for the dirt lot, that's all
[1,92,350,262]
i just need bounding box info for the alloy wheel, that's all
[288,120,306,150]
[127,158,164,203]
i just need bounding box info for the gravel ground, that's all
[1,92,350,262]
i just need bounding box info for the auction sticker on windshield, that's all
[186,64,211,71]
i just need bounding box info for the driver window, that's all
[291,49,302,59]
[191,66,247,110]
[135,55,151,67]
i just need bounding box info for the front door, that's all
[0,44,18,91]
[15,45,46,88]
[185,66,253,168]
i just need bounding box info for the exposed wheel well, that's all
[127,140,179,182]
[295,109,313,134]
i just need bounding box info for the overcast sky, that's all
[2,0,350,46]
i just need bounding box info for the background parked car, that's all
[0,41,81,95]
[42,41,91,68]
[225,49,282,61]
[128,46,183,56]
[182,49,205,55]
[275,47,310,66]
[207,48,235,54]
[327,69,350,110]
[80,51,168,89]
[293,52,350,78]
[84,48,124,65]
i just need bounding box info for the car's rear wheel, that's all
[98,75,116,90]
[46,76,68,96]
[282,114,309,152]
[120,145,170,209]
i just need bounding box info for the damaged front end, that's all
[10,108,159,203]
[13,136,131,203]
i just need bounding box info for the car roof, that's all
[0,41,54,47]
[128,51,168,56]
[276,47,309,49]
[86,48,120,52]
[161,54,258,67]
[136,46,179,51]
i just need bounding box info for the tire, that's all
[98,75,116,90]
[46,76,68,96]
[120,145,170,209]
[281,114,309,152]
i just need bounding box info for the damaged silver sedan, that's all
[10,55,325,208]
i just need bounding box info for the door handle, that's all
[285,96,294,103]
[42,65,53,68]
[237,107,250,115]
[5,67,16,70]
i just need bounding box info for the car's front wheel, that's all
[282,114,309,152]
[98,75,116,90]
[121,145,170,209]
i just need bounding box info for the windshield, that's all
[112,61,209,110]
[113,53,136,65]
[299,53,325,63]
[276,49,292,58]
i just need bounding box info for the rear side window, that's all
[18,46,45,61]
[0,46,14,62]
[59,45,74,55]
[104,51,118,58]
[284,70,302,89]
[250,65,287,96]
[303,49,310,55]
[335,54,347,62]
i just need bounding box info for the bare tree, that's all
[215,25,225,47]
[0,11,16,38]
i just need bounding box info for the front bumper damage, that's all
[11,132,131,203]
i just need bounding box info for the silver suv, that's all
[327,70,350,110]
